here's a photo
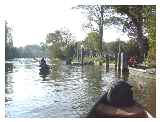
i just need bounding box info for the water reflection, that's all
[5,58,156,117]
[122,72,129,81]
[39,74,49,81]
[39,67,50,81]
[5,63,14,102]
[83,66,102,97]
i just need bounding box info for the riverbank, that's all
[108,63,156,78]
[72,57,156,77]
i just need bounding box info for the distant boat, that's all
[71,61,94,65]
[71,61,81,65]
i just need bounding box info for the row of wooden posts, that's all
[105,52,129,73]
[80,46,129,74]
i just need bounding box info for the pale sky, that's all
[0,0,130,47]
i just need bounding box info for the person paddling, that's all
[40,57,46,67]
[39,57,50,76]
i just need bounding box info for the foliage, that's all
[40,42,48,51]
[112,5,155,63]
[83,56,105,64]
[5,21,13,47]
[84,32,101,53]
[73,5,113,54]
[105,39,127,55]
[46,28,74,46]
[63,44,76,60]
[126,39,140,59]
[13,45,47,58]
[112,6,146,62]
[46,28,75,60]
[5,21,48,59]
[104,39,144,63]
[113,6,143,38]
[49,43,64,59]
[46,30,63,45]
[144,6,156,65]
[5,21,14,60]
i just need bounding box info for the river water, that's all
[5,58,156,117]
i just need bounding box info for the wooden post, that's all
[81,45,84,65]
[122,53,129,80]
[121,52,123,73]
[106,54,109,72]
[115,53,118,71]
[118,52,121,72]
[122,52,129,73]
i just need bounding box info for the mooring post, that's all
[121,52,123,74]
[81,44,84,65]
[122,52,129,73]
[115,53,118,71]
[121,53,129,80]
[106,54,109,72]
[118,52,121,72]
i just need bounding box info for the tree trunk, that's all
[133,17,145,63]
[99,5,104,56]
[131,6,145,63]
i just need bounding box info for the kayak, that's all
[87,103,151,118]
[87,95,152,118]
[39,64,50,75]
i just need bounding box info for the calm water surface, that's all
[5,58,156,117]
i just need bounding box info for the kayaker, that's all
[87,80,149,118]
[40,57,46,67]
[106,80,134,107]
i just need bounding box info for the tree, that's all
[5,21,14,60]
[106,39,127,55]
[63,44,76,60]
[46,29,75,46]
[45,28,75,60]
[105,39,127,66]
[126,39,140,59]
[73,5,113,55]
[73,5,155,64]
[61,28,75,45]
[46,30,63,45]
[84,32,101,54]
[5,21,13,47]
[113,5,152,62]
[49,43,64,59]
[46,30,66,59]
[13,45,46,58]
[144,6,156,66]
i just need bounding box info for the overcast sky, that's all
[0,0,132,47]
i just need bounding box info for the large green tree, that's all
[113,6,146,62]
[84,32,101,53]
[46,28,75,60]
[113,5,155,63]
[106,39,127,58]
[104,39,127,67]
[73,5,113,55]
[74,5,155,64]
